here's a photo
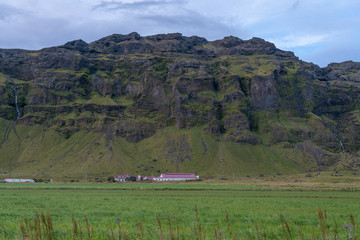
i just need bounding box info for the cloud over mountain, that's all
[0,0,359,66]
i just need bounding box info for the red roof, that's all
[160,173,197,178]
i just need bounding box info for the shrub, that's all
[107,176,115,182]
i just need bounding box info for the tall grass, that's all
[19,212,54,240]
[14,209,359,239]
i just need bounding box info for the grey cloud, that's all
[139,10,212,27]
[311,44,360,67]
[0,4,22,21]
[0,0,357,67]
[92,0,187,11]
[90,0,241,40]
[138,13,235,39]
[0,14,81,49]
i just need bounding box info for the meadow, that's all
[0,180,359,239]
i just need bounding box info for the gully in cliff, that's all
[13,87,21,120]
[0,86,22,150]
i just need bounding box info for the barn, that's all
[153,173,199,181]
[4,179,35,183]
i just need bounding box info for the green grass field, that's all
[0,182,359,239]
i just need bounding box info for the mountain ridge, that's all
[0,32,359,179]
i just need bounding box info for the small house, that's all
[114,174,133,182]
[153,173,199,181]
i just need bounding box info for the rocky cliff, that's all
[0,33,359,179]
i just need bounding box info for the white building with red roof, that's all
[114,174,132,182]
[153,173,199,181]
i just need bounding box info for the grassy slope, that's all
[0,122,302,179]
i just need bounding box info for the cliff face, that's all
[0,33,359,179]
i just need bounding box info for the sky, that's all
[0,0,359,67]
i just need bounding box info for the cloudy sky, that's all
[0,0,359,67]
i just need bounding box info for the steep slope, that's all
[0,33,359,179]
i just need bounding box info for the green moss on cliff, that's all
[86,93,117,105]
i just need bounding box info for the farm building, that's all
[4,179,35,183]
[114,174,133,182]
[142,176,155,180]
[153,173,199,181]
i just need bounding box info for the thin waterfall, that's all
[332,128,345,153]
[335,134,345,153]
[14,87,20,119]
[339,139,345,152]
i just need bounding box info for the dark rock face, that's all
[87,32,208,54]
[212,36,244,48]
[212,36,294,57]
[63,39,89,52]
[325,61,360,82]
[0,32,360,156]
[250,74,278,110]
[114,121,156,142]
[223,112,258,144]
